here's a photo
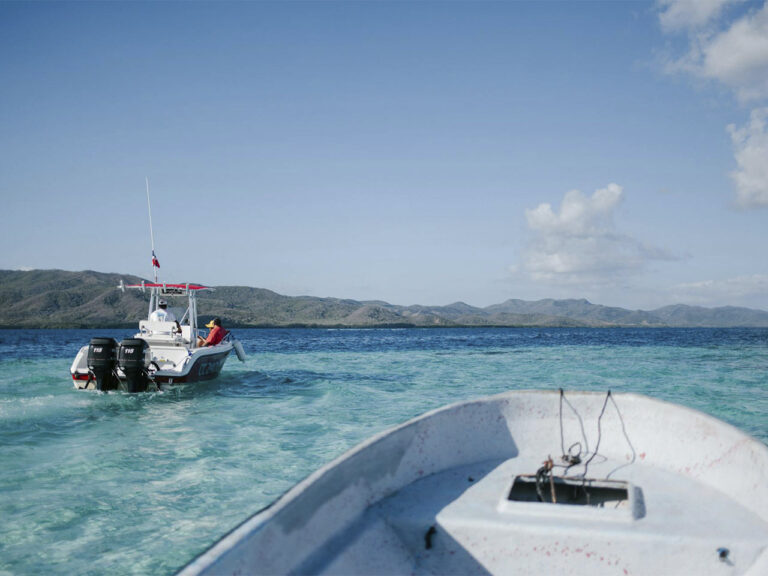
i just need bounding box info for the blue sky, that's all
[1,1,766,309]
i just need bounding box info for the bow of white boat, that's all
[180,390,768,576]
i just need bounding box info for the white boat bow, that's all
[179,389,768,576]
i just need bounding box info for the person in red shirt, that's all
[197,317,226,347]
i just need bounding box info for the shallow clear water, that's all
[1,327,766,575]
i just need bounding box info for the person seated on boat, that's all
[197,317,226,347]
[150,300,181,333]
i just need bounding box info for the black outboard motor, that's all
[117,338,151,393]
[87,337,118,391]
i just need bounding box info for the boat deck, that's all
[305,455,768,575]
[179,391,768,576]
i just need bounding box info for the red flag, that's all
[152,250,160,268]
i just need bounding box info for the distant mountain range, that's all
[2,269,768,328]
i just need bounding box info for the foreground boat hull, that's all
[180,390,768,576]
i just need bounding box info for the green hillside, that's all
[2,269,768,328]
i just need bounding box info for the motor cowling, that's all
[87,337,118,391]
[117,338,151,393]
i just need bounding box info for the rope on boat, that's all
[536,389,637,504]
[555,388,616,475]
[534,457,557,503]
[582,390,611,480]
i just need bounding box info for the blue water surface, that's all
[0,327,766,575]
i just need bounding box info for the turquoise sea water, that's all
[1,327,766,575]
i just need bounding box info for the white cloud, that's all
[521,184,674,286]
[658,0,736,32]
[702,3,768,101]
[659,1,768,208]
[660,1,768,101]
[727,107,768,206]
[672,274,768,306]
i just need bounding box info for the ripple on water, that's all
[0,327,766,575]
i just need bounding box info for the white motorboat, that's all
[180,389,768,575]
[70,281,245,392]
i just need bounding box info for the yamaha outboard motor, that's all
[87,337,118,391]
[117,338,151,393]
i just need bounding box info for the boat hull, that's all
[180,390,768,576]
[71,341,234,390]
[154,346,232,384]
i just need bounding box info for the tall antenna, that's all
[146,177,159,284]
